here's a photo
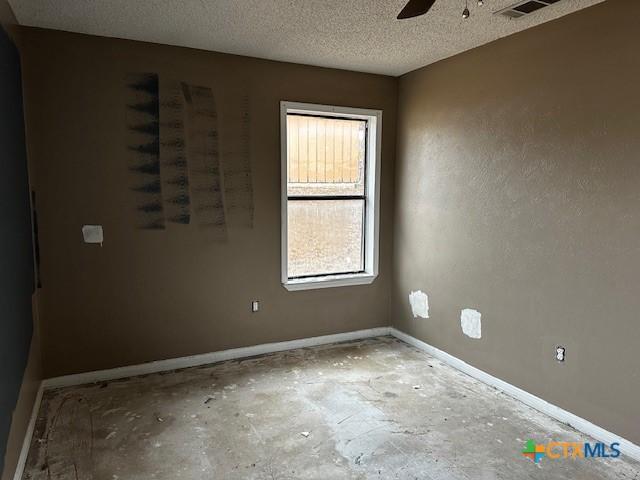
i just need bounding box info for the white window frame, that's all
[280,101,382,291]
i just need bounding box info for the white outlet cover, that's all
[82,225,103,244]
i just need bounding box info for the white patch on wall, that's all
[82,225,104,245]
[461,308,481,339]
[409,290,429,319]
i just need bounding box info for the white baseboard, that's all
[12,382,44,480]
[42,327,392,390]
[389,327,640,462]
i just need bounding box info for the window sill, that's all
[283,273,377,291]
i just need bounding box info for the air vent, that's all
[495,0,562,19]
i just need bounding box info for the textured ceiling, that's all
[10,0,606,76]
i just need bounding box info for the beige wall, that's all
[19,27,397,378]
[393,0,640,445]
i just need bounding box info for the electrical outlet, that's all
[555,346,565,362]
[251,301,259,313]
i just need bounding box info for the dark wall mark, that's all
[222,95,254,228]
[125,73,165,230]
[160,82,191,225]
[31,191,42,288]
[182,83,226,236]
[125,74,255,236]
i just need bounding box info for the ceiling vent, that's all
[495,0,562,19]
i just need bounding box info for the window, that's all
[280,102,381,290]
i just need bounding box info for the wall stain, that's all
[125,74,255,236]
[160,82,191,225]
[125,73,165,230]
[181,82,226,238]
[221,94,254,228]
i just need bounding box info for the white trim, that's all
[280,101,382,291]
[389,328,640,462]
[280,101,288,286]
[42,327,392,390]
[12,382,44,480]
[283,272,377,291]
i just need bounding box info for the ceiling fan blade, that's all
[397,0,437,19]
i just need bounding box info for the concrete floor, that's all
[23,337,640,480]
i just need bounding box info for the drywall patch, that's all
[461,309,481,339]
[409,291,429,319]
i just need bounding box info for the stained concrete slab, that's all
[23,337,640,479]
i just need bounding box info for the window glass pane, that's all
[288,199,364,278]
[287,115,366,197]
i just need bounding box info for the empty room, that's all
[1,0,639,478]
